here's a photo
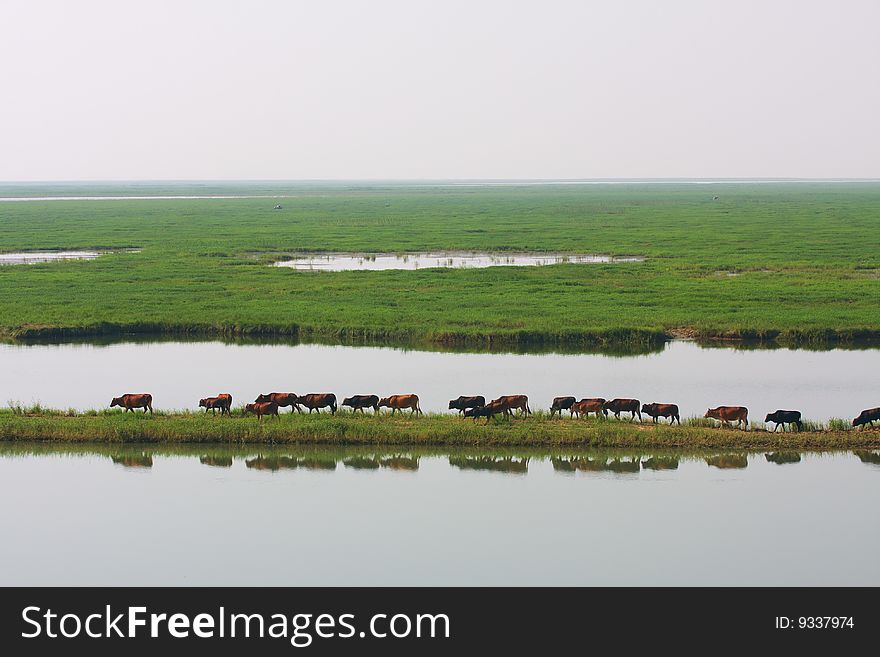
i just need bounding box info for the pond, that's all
[0,445,877,586]
[1,339,878,423]
[272,252,644,271]
[0,250,139,265]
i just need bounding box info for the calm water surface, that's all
[1,340,878,422]
[273,252,643,271]
[0,446,877,586]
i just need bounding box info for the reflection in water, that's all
[110,454,153,468]
[449,456,529,474]
[765,452,802,465]
[642,456,680,470]
[552,456,641,473]
[854,450,880,465]
[200,456,233,468]
[273,252,644,271]
[379,456,419,471]
[246,456,338,471]
[343,457,380,470]
[706,455,749,469]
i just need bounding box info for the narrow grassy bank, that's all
[1,410,877,449]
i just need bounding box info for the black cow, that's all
[853,407,880,429]
[448,395,486,415]
[342,394,380,413]
[464,401,505,423]
[549,396,576,418]
[764,410,802,432]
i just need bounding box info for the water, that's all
[273,252,644,271]
[0,445,877,586]
[1,340,877,422]
[0,250,139,265]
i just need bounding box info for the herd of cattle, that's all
[107,392,880,430]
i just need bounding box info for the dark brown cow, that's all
[705,406,749,430]
[764,410,802,432]
[571,398,607,418]
[297,393,337,414]
[448,395,486,415]
[379,394,423,415]
[603,398,641,421]
[110,393,153,414]
[244,401,279,419]
[641,403,680,425]
[342,394,380,413]
[255,392,301,413]
[549,396,576,418]
[491,395,531,417]
[199,393,232,416]
[464,400,506,423]
[853,407,880,429]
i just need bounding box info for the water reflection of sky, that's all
[1,340,878,421]
[0,448,877,586]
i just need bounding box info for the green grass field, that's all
[1,182,878,347]
[0,407,877,449]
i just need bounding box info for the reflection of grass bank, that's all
[0,409,877,449]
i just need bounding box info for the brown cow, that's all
[378,394,423,415]
[853,407,880,430]
[642,403,680,425]
[704,406,749,430]
[199,393,232,416]
[491,395,531,417]
[244,401,279,419]
[296,393,337,414]
[110,393,153,414]
[571,398,607,418]
[603,398,641,421]
[255,392,301,413]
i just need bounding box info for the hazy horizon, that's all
[2,0,878,181]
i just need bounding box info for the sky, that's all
[1,0,878,181]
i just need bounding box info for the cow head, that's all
[255,393,270,403]
[199,398,209,408]
[641,403,652,414]
[110,397,121,408]
[244,403,257,414]
[378,397,391,408]
[342,397,353,406]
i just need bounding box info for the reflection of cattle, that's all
[200,456,233,467]
[199,393,233,416]
[343,457,380,469]
[603,398,641,421]
[491,395,531,417]
[764,410,802,432]
[255,393,301,413]
[379,456,419,471]
[110,393,153,414]
[549,396,576,418]
[110,454,153,468]
[853,407,880,429]
[604,458,641,473]
[704,406,749,430]
[641,403,680,425]
[342,395,380,413]
[464,401,506,423]
[297,393,338,414]
[551,457,577,472]
[571,398,607,418]
[448,396,486,415]
[854,450,880,465]
[244,401,279,419]
[245,456,337,471]
[765,452,802,465]
[448,456,529,474]
[705,454,749,469]
[378,394,422,415]
[642,456,679,470]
